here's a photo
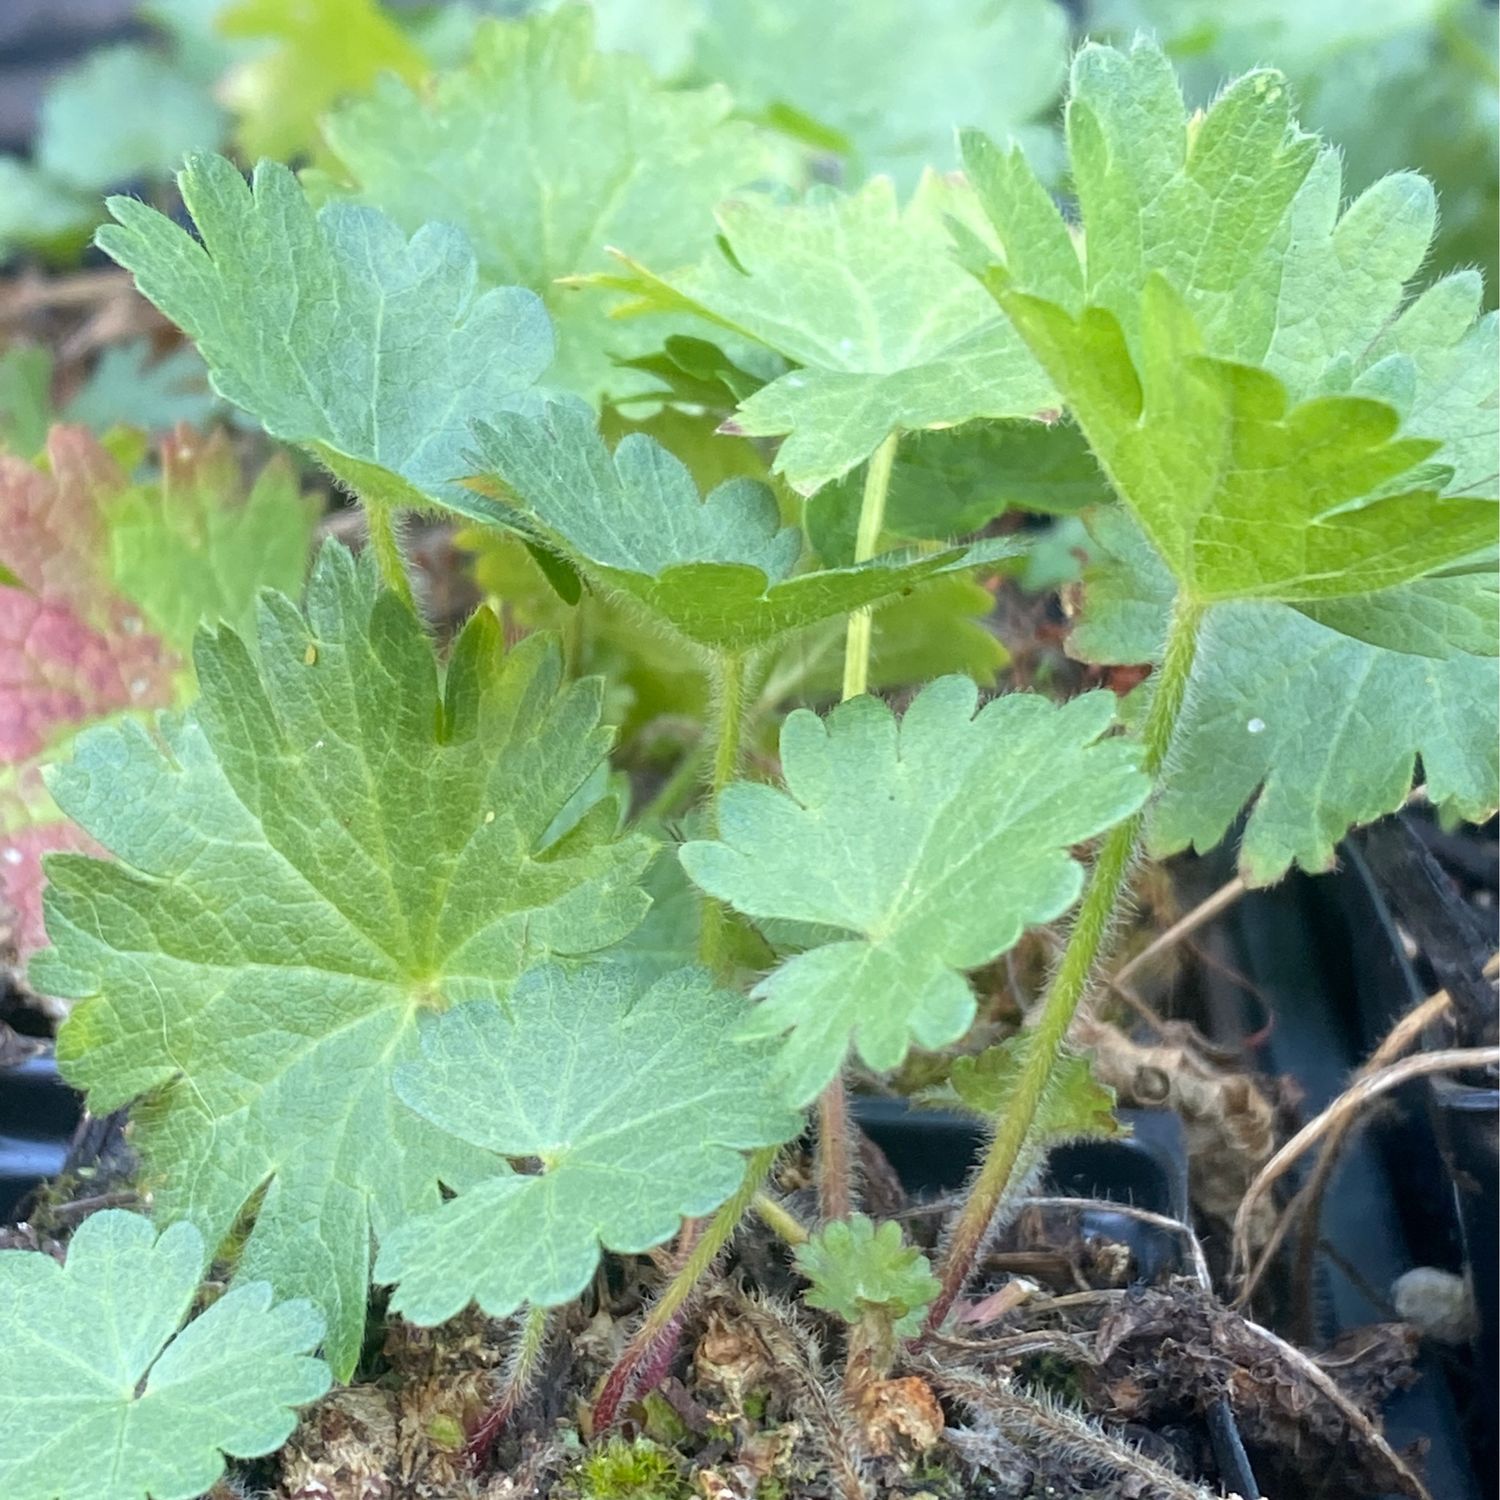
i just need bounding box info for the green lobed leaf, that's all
[0,346,54,456]
[794,1214,940,1338]
[0,1211,329,1500]
[592,173,1057,494]
[33,543,654,1377]
[64,340,221,436]
[219,0,428,162]
[35,43,226,193]
[0,158,96,265]
[684,0,1068,188]
[468,401,1021,652]
[107,426,318,648]
[1072,508,1500,881]
[375,962,803,1324]
[96,152,554,524]
[960,41,1496,606]
[321,8,776,407]
[1087,0,1500,294]
[962,39,1499,875]
[681,677,1149,1104]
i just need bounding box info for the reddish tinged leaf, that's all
[1,423,316,971]
[1,429,177,964]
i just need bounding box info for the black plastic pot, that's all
[0,1046,82,1222]
[851,1095,1260,1498]
[1210,855,1492,1500]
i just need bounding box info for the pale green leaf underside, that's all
[0,1212,327,1500]
[469,403,1021,650]
[794,1214,939,1338]
[95,153,553,524]
[375,963,803,1323]
[960,41,1497,606]
[681,677,1149,1104]
[595,173,1056,493]
[1072,509,1500,883]
[322,8,774,407]
[33,545,652,1378]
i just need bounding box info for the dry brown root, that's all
[1094,1284,1431,1500]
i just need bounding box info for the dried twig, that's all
[1235,1314,1433,1500]
[0,268,133,319]
[1021,1196,1212,1287]
[1233,1044,1500,1296]
[1241,953,1500,1306]
[923,1327,1098,1362]
[1108,876,1247,997]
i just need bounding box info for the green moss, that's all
[578,1437,690,1500]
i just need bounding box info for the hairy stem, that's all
[364,499,416,611]
[840,431,900,701]
[698,650,748,974]
[592,1146,778,1430]
[812,433,903,1221]
[816,1071,855,1222]
[926,594,1205,1330]
[753,1189,810,1246]
[465,1303,548,1470]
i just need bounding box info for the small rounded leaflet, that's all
[0,1211,329,1500]
[374,962,805,1325]
[681,675,1150,1105]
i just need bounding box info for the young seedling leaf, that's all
[794,1215,940,1338]
[687,0,1068,187]
[469,402,1020,651]
[681,677,1149,1104]
[947,1038,1121,1144]
[96,152,554,524]
[962,40,1499,877]
[322,8,775,407]
[593,174,1056,493]
[1,426,313,967]
[961,42,1495,606]
[375,963,803,1324]
[0,1211,329,1500]
[32,543,654,1378]
[1072,509,1500,883]
[219,0,427,162]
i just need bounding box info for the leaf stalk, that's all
[592,1145,778,1429]
[925,592,1206,1329]
[698,649,748,973]
[817,431,903,1221]
[363,498,417,611]
[840,431,900,701]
